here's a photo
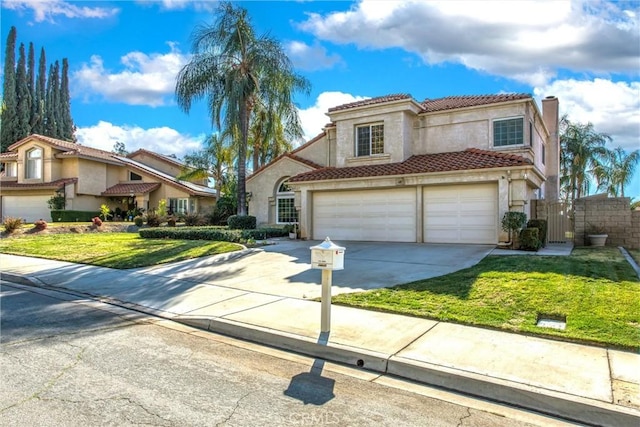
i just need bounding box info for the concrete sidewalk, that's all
[1,251,639,427]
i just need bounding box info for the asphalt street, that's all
[0,281,573,427]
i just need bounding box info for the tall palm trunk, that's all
[237,104,250,216]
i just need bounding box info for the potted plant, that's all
[501,211,527,249]
[284,223,297,239]
[586,223,608,246]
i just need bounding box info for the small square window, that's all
[494,118,523,147]
[355,124,384,157]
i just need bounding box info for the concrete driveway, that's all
[138,239,494,300]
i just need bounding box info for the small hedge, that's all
[51,210,101,222]
[519,227,542,251]
[138,226,288,242]
[228,215,256,230]
[527,219,547,247]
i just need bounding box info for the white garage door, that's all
[2,195,51,222]
[313,188,416,242]
[423,184,497,244]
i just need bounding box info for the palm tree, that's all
[178,133,233,199]
[605,146,639,197]
[559,115,611,204]
[175,2,310,215]
[249,102,296,170]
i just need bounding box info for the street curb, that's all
[387,356,640,427]
[177,315,390,373]
[181,314,640,427]
[4,272,639,427]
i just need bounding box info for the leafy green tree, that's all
[178,133,233,199]
[559,115,611,204]
[175,2,310,215]
[45,61,60,137]
[604,147,639,197]
[15,42,32,140]
[112,141,128,155]
[59,58,75,141]
[1,26,18,152]
[27,43,36,129]
[33,47,47,135]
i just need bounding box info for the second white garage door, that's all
[423,184,498,244]
[313,188,416,242]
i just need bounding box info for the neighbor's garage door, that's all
[313,188,416,242]
[423,184,497,244]
[2,195,51,222]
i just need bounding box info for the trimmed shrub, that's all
[241,227,288,240]
[139,226,243,242]
[527,219,547,247]
[519,227,542,251]
[3,216,23,233]
[33,219,48,231]
[51,210,101,222]
[133,216,144,227]
[228,215,256,230]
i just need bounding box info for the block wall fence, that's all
[534,197,639,249]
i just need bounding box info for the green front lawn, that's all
[333,247,640,350]
[0,233,242,269]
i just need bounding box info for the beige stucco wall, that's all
[77,159,107,195]
[293,134,330,167]
[247,157,316,225]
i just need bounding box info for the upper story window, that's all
[2,162,17,177]
[356,123,384,157]
[26,148,42,179]
[493,117,523,147]
[130,171,142,181]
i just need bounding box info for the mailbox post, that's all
[310,237,345,333]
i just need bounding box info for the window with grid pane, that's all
[493,118,523,147]
[276,180,297,224]
[356,124,384,156]
[26,148,42,179]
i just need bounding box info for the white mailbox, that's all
[310,237,345,270]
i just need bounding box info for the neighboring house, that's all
[247,93,560,244]
[0,134,216,222]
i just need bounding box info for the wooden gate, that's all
[546,201,572,243]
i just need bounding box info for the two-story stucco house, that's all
[247,93,560,244]
[0,134,217,222]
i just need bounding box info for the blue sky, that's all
[2,0,639,199]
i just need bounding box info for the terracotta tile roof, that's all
[288,148,532,183]
[128,148,184,168]
[8,134,123,164]
[328,94,413,112]
[421,94,531,113]
[0,152,18,160]
[0,177,77,191]
[248,132,327,180]
[102,182,161,196]
[248,152,324,181]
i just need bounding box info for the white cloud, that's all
[135,0,216,12]
[298,0,639,85]
[534,78,640,152]
[73,43,189,107]
[1,0,119,22]
[75,121,204,159]
[285,40,343,71]
[297,91,369,142]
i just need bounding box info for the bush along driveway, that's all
[332,247,640,351]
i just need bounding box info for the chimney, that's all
[542,96,560,201]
